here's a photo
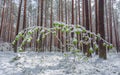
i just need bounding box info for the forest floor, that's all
[0,43,120,75]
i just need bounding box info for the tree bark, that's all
[98,0,107,59]
[14,0,22,52]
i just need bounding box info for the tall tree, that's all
[78,0,81,25]
[0,0,6,37]
[108,0,113,44]
[36,0,40,51]
[113,11,120,52]
[40,0,44,26]
[50,0,53,51]
[98,0,107,59]
[71,0,74,25]
[61,0,64,52]
[85,0,91,57]
[65,0,67,24]
[105,0,109,43]
[65,0,69,51]
[82,0,85,27]
[40,0,44,51]
[85,0,89,30]
[58,0,61,51]
[37,0,40,26]
[14,0,22,52]
[71,0,74,39]
[95,0,99,55]
[22,0,27,51]
[89,0,92,31]
[8,0,13,42]
[23,0,27,29]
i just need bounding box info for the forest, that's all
[0,0,120,75]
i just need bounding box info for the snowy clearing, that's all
[0,51,120,75]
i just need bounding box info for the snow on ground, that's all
[0,42,13,51]
[0,51,120,75]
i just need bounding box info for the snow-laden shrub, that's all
[12,22,113,53]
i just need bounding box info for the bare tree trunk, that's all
[36,0,40,51]
[105,0,109,43]
[44,0,47,51]
[58,0,61,51]
[82,0,86,54]
[78,0,81,25]
[0,0,6,37]
[95,0,99,55]
[65,0,67,24]
[14,0,22,52]
[8,0,13,42]
[71,0,74,39]
[40,0,44,51]
[71,0,74,25]
[85,0,91,57]
[89,0,92,31]
[60,0,65,52]
[82,0,85,27]
[85,0,89,30]
[113,11,120,52]
[65,0,68,51]
[108,0,113,44]
[50,0,53,51]
[98,0,107,59]
[23,0,27,29]
[22,0,27,51]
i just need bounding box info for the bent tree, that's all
[12,22,113,59]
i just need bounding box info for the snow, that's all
[0,42,13,51]
[0,50,120,75]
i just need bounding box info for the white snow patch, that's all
[0,42,13,51]
[0,51,120,75]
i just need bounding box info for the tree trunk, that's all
[0,0,6,37]
[50,0,53,51]
[98,0,107,59]
[14,0,22,52]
